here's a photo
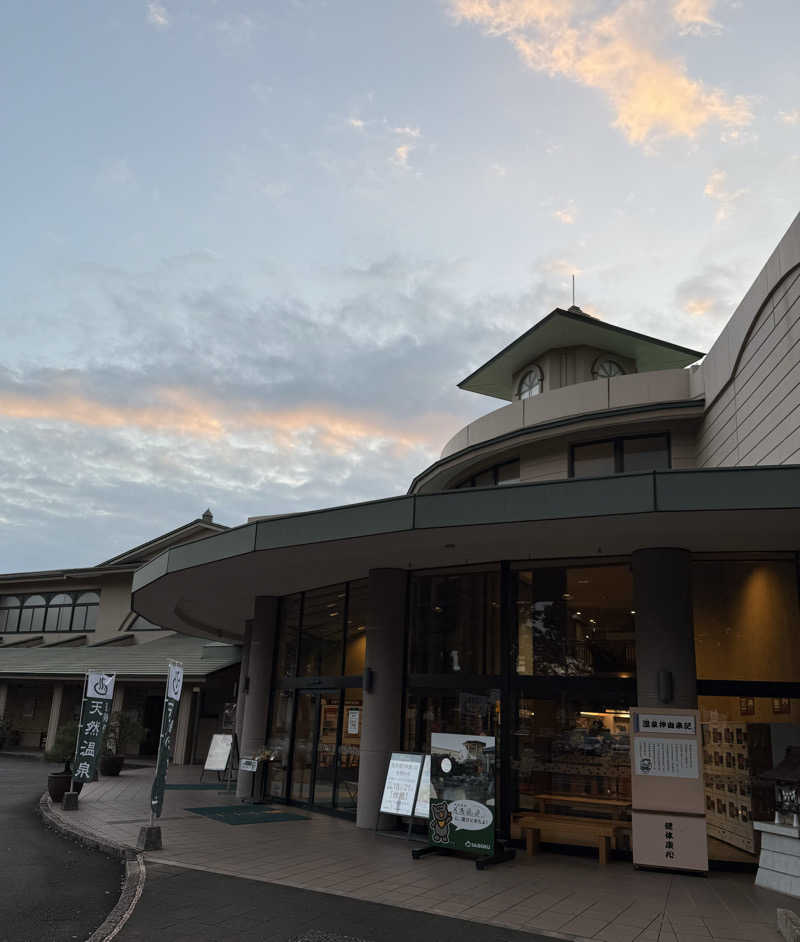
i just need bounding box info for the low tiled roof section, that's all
[0,634,240,681]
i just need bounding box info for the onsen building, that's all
[132,212,800,864]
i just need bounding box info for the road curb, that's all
[38,792,145,942]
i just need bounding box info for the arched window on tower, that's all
[517,365,543,399]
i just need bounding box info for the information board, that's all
[204,733,233,772]
[630,707,707,873]
[379,753,424,816]
[634,737,699,779]
[239,757,258,772]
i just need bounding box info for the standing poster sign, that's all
[379,753,425,816]
[72,671,116,785]
[150,661,183,820]
[428,733,495,857]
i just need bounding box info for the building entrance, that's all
[283,687,363,815]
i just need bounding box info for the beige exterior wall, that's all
[698,262,800,468]
[441,368,695,461]
[693,211,800,468]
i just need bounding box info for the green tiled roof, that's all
[0,634,240,681]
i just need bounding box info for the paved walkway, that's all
[119,862,557,942]
[48,764,790,942]
[0,756,122,942]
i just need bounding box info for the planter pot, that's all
[47,762,83,802]
[99,755,124,777]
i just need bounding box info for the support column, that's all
[236,598,277,799]
[172,688,193,765]
[45,682,64,754]
[234,622,252,744]
[356,569,407,829]
[0,682,7,720]
[632,547,697,709]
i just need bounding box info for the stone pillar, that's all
[356,569,407,829]
[632,548,697,709]
[45,682,64,753]
[172,688,193,765]
[236,598,277,799]
[0,682,7,720]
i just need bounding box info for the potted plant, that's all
[100,710,145,776]
[45,718,82,802]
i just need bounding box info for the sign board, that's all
[379,753,424,816]
[635,737,699,779]
[413,755,430,819]
[630,707,707,873]
[429,733,495,857]
[72,671,116,784]
[239,757,259,772]
[204,733,233,772]
[632,811,709,872]
[636,713,696,735]
[347,709,360,736]
[150,661,184,819]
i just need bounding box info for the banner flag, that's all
[72,672,116,784]
[150,661,184,820]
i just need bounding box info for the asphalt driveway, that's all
[0,756,122,942]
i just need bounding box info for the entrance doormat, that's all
[186,805,311,825]
[164,784,228,790]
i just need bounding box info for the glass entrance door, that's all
[289,690,342,810]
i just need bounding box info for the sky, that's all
[1,0,799,571]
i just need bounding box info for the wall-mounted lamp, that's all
[657,669,674,704]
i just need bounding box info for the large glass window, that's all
[693,560,800,682]
[19,595,46,632]
[0,597,20,633]
[570,434,669,478]
[4,590,98,633]
[275,594,301,678]
[693,559,800,862]
[453,459,520,490]
[344,580,367,675]
[408,571,501,676]
[516,566,635,677]
[514,698,632,819]
[298,585,345,677]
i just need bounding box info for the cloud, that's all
[703,168,747,221]
[348,117,366,130]
[674,262,741,333]
[553,203,576,224]
[778,110,800,125]
[391,144,413,169]
[0,255,560,569]
[449,0,752,146]
[392,126,422,138]
[671,0,720,35]
[146,2,169,29]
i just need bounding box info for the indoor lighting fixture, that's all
[580,710,631,718]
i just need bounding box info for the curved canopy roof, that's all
[132,466,800,643]
[460,307,705,401]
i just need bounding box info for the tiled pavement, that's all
[48,765,791,942]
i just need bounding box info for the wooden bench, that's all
[518,813,624,865]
